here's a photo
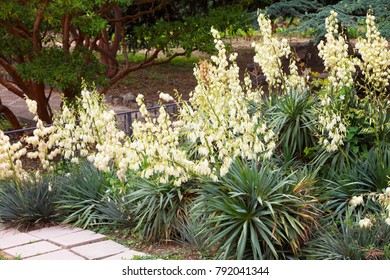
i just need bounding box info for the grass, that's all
[117,52,201,67]
[0,115,12,131]
[111,54,200,101]
[0,251,19,260]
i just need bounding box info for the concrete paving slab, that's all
[103,249,147,260]
[25,249,86,260]
[4,241,61,258]
[71,240,128,260]
[28,225,83,240]
[0,233,41,250]
[0,227,21,239]
[49,230,106,248]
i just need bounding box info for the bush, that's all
[56,160,133,229]
[265,90,317,161]
[194,158,320,260]
[321,146,390,218]
[0,174,60,230]
[304,209,390,260]
[127,177,198,243]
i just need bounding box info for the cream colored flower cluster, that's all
[180,27,276,178]
[118,93,193,185]
[0,96,58,180]
[315,11,354,152]
[0,130,26,179]
[317,109,346,152]
[381,187,390,226]
[93,28,276,184]
[317,10,356,92]
[355,13,390,93]
[52,88,122,164]
[24,115,57,171]
[349,187,390,228]
[252,14,306,93]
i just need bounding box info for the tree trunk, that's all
[29,83,52,124]
[0,101,22,130]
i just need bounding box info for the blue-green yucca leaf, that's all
[0,174,60,229]
[127,176,198,242]
[56,160,131,229]
[196,158,320,259]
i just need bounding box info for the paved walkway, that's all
[0,223,146,260]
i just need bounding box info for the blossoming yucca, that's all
[110,28,276,184]
[2,11,387,186]
[252,14,306,93]
[314,11,389,154]
[52,86,125,165]
[0,130,25,179]
[348,187,390,228]
[118,93,193,185]
[315,11,355,152]
[355,13,390,93]
[179,27,276,178]
[317,11,356,92]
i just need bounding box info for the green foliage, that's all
[127,177,198,242]
[174,214,211,258]
[265,0,323,20]
[264,0,390,40]
[126,5,250,55]
[304,210,390,259]
[16,47,108,93]
[0,174,60,230]
[319,146,390,218]
[0,114,12,131]
[265,90,317,160]
[56,160,133,229]
[195,158,319,260]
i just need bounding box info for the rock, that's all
[112,97,122,105]
[104,95,113,103]
[122,92,136,106]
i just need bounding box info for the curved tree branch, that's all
[0,57,28,93]
[0,77,26,99]
[33,0,50,52]
[0,100,22,130]
[101,49,187,94]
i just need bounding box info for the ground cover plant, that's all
[0,10,389,259]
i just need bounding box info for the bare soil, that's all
[105,37,323,107]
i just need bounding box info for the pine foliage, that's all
[265,0,390,40]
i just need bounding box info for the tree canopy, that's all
[263,0,390,41]
[0,0,249,127]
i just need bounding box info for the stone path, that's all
[0,223,146,260]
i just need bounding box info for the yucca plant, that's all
[195,158,320,260]
[0,174,60,230]
[56,160,132,229]
[175,212,212,259]
[321,146,390,218]
[266,90,317,161]
[304,209,390,260]
[127,177,198,243]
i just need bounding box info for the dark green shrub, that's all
[304,210,390,260]
[195,158,320,260]
[320,146,390,218]
[0,174,60,230]
[266,90,317,161]
[56,160,133,229]
[127,177,198,243]
[263,0,390,41]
